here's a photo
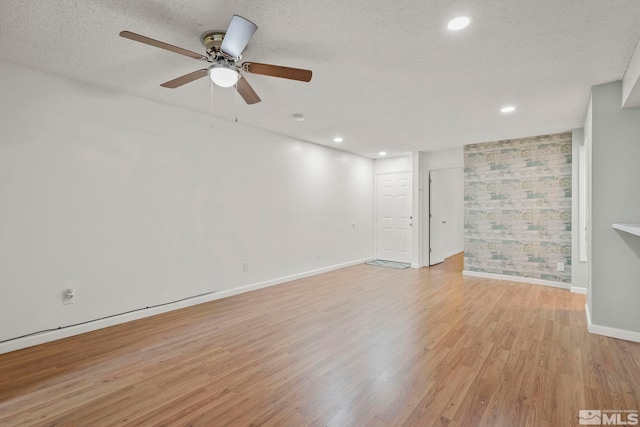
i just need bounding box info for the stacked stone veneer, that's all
[464,132,572,283]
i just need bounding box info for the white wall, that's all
[589,80,640,338]
[423,147,464,170]
[0,61,374,344]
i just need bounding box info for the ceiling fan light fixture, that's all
[209,63,239,87]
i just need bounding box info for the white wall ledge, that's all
[612,223,640,237]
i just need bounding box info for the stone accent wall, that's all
[464,132,572,283]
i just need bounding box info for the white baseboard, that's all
[585,302,592,329]
[462,270,570,290]
[570,286,587,294]
[411,263,423,269]
[0,257,374,355]
[585,302,640,343]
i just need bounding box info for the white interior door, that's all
[429,170,446,265]
[376,172,412,263]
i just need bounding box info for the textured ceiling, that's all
[1,0,640,157]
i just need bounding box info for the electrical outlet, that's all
[557,262,565,272]
[315,251,320,259]
[243,262,249,272]
[63,288,75,305]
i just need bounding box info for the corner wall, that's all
[590,81,640,337]
[0,61,374,346]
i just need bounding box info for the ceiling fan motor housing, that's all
[201,31,226,55]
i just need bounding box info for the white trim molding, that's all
[462,270,569,290]
[585,303,640,343]
[0,257,374,355]
[570,286,587,295]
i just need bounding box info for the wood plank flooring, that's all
[1,253,639,426]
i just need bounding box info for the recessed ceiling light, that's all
[501,105,516,113]
[447,16,471,31]
[378,151,387,156]
[292,113,305,121]
[333,136,343,143]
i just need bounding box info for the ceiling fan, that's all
[120,15,312,105]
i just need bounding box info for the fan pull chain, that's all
[234,79,239,123]
[214,79,219,129]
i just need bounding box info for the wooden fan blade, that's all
[220,15,258,58]
[241,62,312,82]
[161,69,209,88]
[120,31,208,61]
[236,76,261,105]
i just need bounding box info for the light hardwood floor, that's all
[1,254,639,426]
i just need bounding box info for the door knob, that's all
[442,221,447,224]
